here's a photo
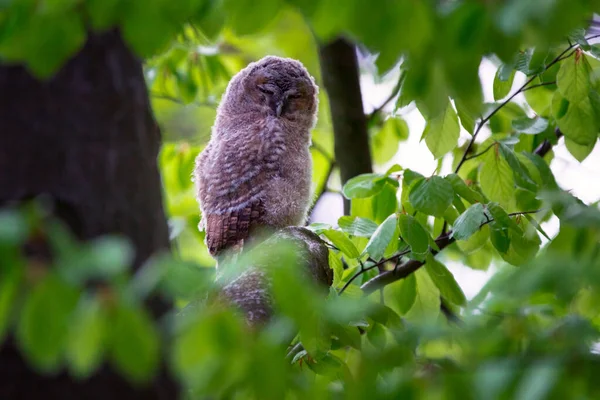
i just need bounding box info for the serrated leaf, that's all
[338,216,379,238]
[493,65,515,100]
[109,305,160,384]
[66,296,107,379]
[409,176,454,217]
[557,52,592,102]
[342,173,386,199]
[363,214,397,261]
[480,144,515,209]
[425,254,466,306]
[398,214,430,256]
[222,0,284,35]
[323,230,360,259]
[451,203,488,241]
[423,103,460,159]
[445,173,484,204]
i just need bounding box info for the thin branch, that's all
[464,142,495,161]
[360,208,543,295]
[338,248,411,295]
[454,73,538,173]
[367,74,403,124]
[522,81,556,92]
[453,36,588,174]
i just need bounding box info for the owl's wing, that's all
[198,126,279,256]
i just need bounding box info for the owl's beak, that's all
[275,99,284,117]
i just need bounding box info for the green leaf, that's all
[388,273,417,315]
[512,116,549,134]
[328,250,344,287]
[557,52,592,102]
[451,203,488,241]
[498,219,541,266]
[404,269,440,321]
[487,202,522,232]
[564,137,597,162]
[455,98,477,135]
[323,230,360,259]
[424,254,466,306]
[489,222,510,254]
[109,304,160,384]
[493,65,515,100]
[553,92,599,145]
[66,296,107,379]
[423,103,461,159]
[479,144,515,209]
[223,0,284,35]
[17,275,79,372]
[366,322,387,349]
[523,214,551,241]
[398,214,430,256]
[524,77,554,117]
[372,117,409,165]
[342,173,386,199]
[445,173,484,204]
[338,216,379,238]
[0,263,22,341]
[363,214,398,261]
[456,224,490,254]
[498,143,537,192]
[85,0,122,30]
[408,176,454,217]
[121,2,178,58]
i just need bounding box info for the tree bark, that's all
[318,38,372,214]
[0,31,176,399]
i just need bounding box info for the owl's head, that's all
[221,56,319,126]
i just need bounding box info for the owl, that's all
[194,56,319,261]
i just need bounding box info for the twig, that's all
[464,142,495,161]
[453,36,590,174]
[338,248,411,295]
[367,73,404,124]
[522,81,556,92]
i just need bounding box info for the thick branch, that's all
[218,227,332,326]
[318,38,372,214]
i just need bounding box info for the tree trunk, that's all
[318,38,373,214]
[0,30,177,399]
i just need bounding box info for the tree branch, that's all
[453,38,586,174]
[318,38,373,214]
[360,129,559,295]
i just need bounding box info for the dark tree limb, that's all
[318,38,372,214]
[218,227,332,327]
[0,31,175,399]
